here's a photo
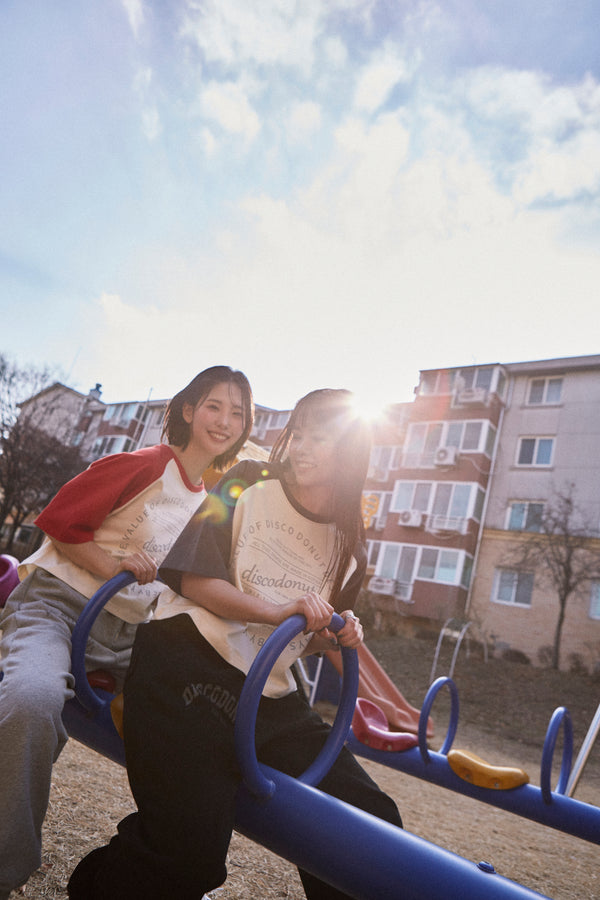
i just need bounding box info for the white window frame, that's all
[391,480,485,530]
[365,540,382,569]
[369,446,401,481]
[516,436,555,467]
[373,541,472,588]
[492,569,534,607]
[527,377,563,406]
[506,501,545,532]
[404,420,496,467]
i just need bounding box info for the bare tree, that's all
[505,483,600,670]
[0,353,86,553]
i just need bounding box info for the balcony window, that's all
[458,366,494,391]
[417,548,460,583]
[404,420,495,467]
[392,481,431,512]
[366,540,382,568]
[419,370,457,395]
[369,445,400,481]
[492,569,533,607]
[392,480,483,526]
[517,437,554,467]
[374,541,470,587]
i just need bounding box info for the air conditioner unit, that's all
[367,576,396,596]
[397,509,422,528]
[393,581,414,603]
[434,446,459,467]
[457,387,487,405]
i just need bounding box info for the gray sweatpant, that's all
[0,568,137,894]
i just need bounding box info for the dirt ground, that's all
[8,632,600,899]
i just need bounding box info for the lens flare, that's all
[222,478,247,506]
[196,494,228,524]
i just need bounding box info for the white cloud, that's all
[142,106,161,140]
[121,0,145,40]
[354,52,410,113]
[200,127,218,157]
[515,131,600,204]
[287,101,322,143]
[463,67,600,141]
[201,81,261,141]
[180,0,321,75]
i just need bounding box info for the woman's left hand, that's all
[334,610,364,649]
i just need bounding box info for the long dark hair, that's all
[162,366,254,470]
[270,389,371,608]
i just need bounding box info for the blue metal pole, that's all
[346,734,600,845]
[235,765,550,900]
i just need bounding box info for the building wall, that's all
[468,530,600,672]
[467,358,600,672]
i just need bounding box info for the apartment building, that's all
[363,355,600,672]
[363,364,504,629]
[18,383,286,462]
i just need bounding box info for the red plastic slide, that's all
[325,643,434,739]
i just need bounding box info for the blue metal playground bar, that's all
[59,572,600,898]
[347,676,600,846]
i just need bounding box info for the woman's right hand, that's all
[280,591,334,634]
[116,550,158,585]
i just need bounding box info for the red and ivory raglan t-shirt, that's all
[19,444,206,623]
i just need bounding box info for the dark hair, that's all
[270,389,372,608]
[162,366,254,470]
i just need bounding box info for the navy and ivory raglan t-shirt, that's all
[157,460,366,697]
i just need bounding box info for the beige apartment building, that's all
[467,355,600,673]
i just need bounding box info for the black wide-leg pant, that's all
[69,615,402,899]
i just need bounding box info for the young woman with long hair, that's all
[68,388,402,900]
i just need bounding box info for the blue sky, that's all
[1,0,599,412]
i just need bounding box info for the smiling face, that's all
[183,381,245,465]
[286,417,340,510]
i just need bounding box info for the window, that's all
[507,502,544,532]
[432,482,471,518]
[417,548,460,583]
[392,481,432,512]
[362,491,392,529]
[418,370,457,395]
[92,435,134,457]
[461,555,473,589]
[458,366,494,391]
[373,542,470,587]
[369,446,401,481]
[492,569,533,607]
[404,420,495,466]
[366,540,382,569]
[527,377,563,405]
[268,411,289,429]
[391,480,485,527]
[517,437,554,466]
[590,583,600,620]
